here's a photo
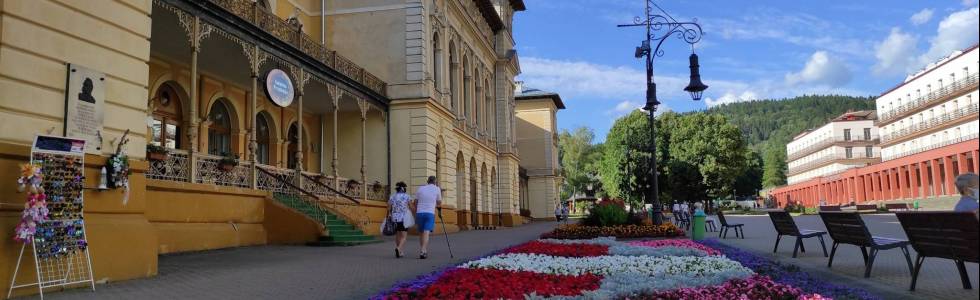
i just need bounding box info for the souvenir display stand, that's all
[7,136,95,299]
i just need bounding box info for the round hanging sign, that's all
[265,69,294,107]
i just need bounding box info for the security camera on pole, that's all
[618,0,708,225]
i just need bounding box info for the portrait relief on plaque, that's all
[64,64,106,154]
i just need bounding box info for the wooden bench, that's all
[856,204,878,212]
[895,212,979,291]
[885,203,910,212]
[819,212,913,278]
[716,211,744,239]
[769,211,828,258]
[820,205,841,212]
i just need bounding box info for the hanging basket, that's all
[219,163,236,172]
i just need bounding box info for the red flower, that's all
[502,241,609,257]
[385,268,602,300]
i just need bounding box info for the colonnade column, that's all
[918,162,929,197]
[856,175,867,203]
[931,159,942,196]
[973,150,979,173]
[898,166,908,200]
[943,156,956,195]
[910,165,920,199]
[958,153,969,175]
[182,16,210,183]
[872,172,881,200]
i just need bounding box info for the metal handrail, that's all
[300,173,361,205]
[788,153,880,176]
[257,167,319,199]
[883,132,980,161]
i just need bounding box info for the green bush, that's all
[582,199,629,227]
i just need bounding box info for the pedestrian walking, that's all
[555,203,563,222]
[953,173,979,216]
[387,182,411,258]
[413,176,442,259]
[561,203,569,224]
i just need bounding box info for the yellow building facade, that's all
[0,0,543,297]
[324,0,528,228]
[515,84,565,220]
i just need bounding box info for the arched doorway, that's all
[455,152,465,226]
[255,112,273,165]
[150,82,185,149]
[207,100,233,156]
[287,122,300,169]
[481,163,488,225]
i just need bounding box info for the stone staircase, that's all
[272,193,380,246]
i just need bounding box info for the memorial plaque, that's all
[64,64,105,154]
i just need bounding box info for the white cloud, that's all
[607,100,643,116]
[918,7,979,66]
[910,8,934,25]
[964,0,978,6]
[704,9,873,58]
[872,28,919,76]
[704,91,760,107]
[785,51,852,87]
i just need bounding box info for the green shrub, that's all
[582,199,629,227]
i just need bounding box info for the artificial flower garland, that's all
[14,163,49,243]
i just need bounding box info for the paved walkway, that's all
[39,222,558,300]
[716,214,979,300]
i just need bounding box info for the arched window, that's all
[449,42,458,110]
[432,33,441,90]
[151,83,183,149]
[207,100,232,155]
[463,57,471,120]
[287,123,299,169]
[256,113,271,164]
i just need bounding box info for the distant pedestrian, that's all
[953,173,979,216]
[555,204,563,222]
[387,182,411,258]
[413,176,442,259]
[561,204,569,224]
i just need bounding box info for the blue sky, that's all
[513,0,980,141]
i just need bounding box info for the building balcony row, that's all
[787,153,881,177]
[204,0,386,96]
[883,132,980,161]
[878,71,978,125]
[787,135,880,162]
[881,103,979,145]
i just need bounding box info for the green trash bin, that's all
[692,210,706,240]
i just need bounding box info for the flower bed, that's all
[698,239,879,300]
[539,223,685,239]
[374,237,876,299]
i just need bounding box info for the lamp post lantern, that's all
[618,0,707,225]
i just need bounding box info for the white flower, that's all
[462,253,752,277]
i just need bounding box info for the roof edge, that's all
[515,93,565,109]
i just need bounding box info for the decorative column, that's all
[178,14,212,182]
[357,98,369,202]
[243,44,266,188]
[328,85,342,188]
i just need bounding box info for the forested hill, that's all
[702,95,876,187]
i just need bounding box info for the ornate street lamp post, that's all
[618,0,707,225]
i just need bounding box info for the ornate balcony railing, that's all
[206,0,387,96]
[146,149,190,182]
[882,103,979,143]
[787,135,880,162]
[256,164,296,193]
[879,72,978,124]
[195,154,252,188]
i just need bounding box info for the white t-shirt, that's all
[415,184,442,214]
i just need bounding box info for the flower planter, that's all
[147,152,168,161]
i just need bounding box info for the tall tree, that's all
[599,110,657,207]
[558,127,601,200]
[663,112,748,199]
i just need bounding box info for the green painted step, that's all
[272,193,378,247]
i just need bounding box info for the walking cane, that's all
[438,211,454,258]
